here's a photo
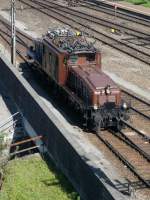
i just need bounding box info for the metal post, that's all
[114,4,117,19]
[11,0,16,66]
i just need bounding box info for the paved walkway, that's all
[97,0,150,16]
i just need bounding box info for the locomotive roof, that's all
[43,33,97,54]
[71,66,117,91]
[87,73,116,89]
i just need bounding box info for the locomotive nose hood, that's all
[71,66,118,92]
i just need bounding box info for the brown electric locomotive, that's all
[27,28,128,132]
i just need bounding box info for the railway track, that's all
[18,0,150,65]
[97,130,150,188]
[122,120,150,142]
[33,0,150,52]
[0,17,32,63]
[96,91,150,188]
[80,0,150,27]
[122,90,150,144]
[122,90,150,120]
[118,122,150,159]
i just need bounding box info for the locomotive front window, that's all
[86,53,95,62]
[68,52,96,65]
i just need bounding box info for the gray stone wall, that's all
[0,54,126,200]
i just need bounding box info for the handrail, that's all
[0,120,18,134]
[0,112,21,133]
[0,112,20,129]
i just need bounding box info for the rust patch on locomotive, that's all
[27,28,129,132]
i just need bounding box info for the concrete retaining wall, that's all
[0,54,126,200]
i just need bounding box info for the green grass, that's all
[0,154,80,200]
[124,0,150,7]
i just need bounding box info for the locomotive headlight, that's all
[105,88,111,95]
[122,102,128,110]
[93,104,98,110]
[101,89,105,94]
[105,85,111,95]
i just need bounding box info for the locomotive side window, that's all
[49,53,52,63]
[67,70,91,105]
[70,72,74,89]
[48,52,59,81]
[42,45,46,69]
[43,45,45,54]
[75,75,77,92]
[77,79,82,97]
[68,71,75,90]
[79,81,89,105]
[87,90,91,105]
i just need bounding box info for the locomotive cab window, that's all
[86,53,95,62]
[68,53,96,65]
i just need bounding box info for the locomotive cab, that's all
[67,51,101,69]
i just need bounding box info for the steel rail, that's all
[0,18,32,47]
[0,32,29,64]
[121,120,150,143]
[96,132,150,188]
[111,129,150,162]
[122,90,150,107]
[20,0,150,65]
[110,128,150,161]
[130,106,150,120]
[0,24,31,64]
[0,28,29,48]
[122,90,150,119]
[0,17,33,42]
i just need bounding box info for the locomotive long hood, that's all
[87,72,117,90]
[71,66,118,91]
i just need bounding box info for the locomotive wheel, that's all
[117,123,123,132]
[95,121,101,134]
[113,121,123,132]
